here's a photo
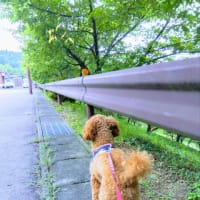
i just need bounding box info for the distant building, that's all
[0,71,7,84]
[11,75,23,87]
[0,71,24,87]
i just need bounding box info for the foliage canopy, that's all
[1,0,199,82]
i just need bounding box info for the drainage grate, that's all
[40,117,73,136]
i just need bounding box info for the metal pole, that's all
[27,67,33,94]
[57,94,62,105]
[87,104,94,119]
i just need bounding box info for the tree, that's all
[0,0,199,82]
[0,50,22,68]
[0,64,23,75]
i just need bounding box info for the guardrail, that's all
[39,57,200,140]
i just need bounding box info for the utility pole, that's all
[27,67,33,94]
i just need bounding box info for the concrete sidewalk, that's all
[34,90,91,199]
[0,88,39,200]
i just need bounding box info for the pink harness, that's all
[92,144,124,200]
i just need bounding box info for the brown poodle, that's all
[83,114,153,200]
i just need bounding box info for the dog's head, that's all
[82,114,119,141]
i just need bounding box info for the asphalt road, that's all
[0,88,39,200]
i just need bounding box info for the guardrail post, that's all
[57,94,62,105]
[27,67,33,95]
[81,68,93,119]
[87,104,94,119]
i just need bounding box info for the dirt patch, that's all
[140,168,188,200]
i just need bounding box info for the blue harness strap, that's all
[92,143,112,158]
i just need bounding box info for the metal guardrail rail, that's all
[39,57,200,140]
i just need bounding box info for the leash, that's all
[92,144,123,200]
[107,152,124,200]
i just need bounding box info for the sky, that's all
[0,19,22,52]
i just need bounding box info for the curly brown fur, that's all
[83,114,153,200]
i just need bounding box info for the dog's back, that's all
[90,148,152,200]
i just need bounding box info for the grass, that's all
[28,114,59,199]
[39,173,58,200]
[50,97,200,200]
[29,136,43,144]
[38,140,59,200]
[55,101,86,135]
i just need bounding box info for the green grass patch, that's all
[54,100,87,135]
[38,141,59,200]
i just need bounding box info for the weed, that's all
[39,173,59,200]
[39,142,58,200]
[29,136,43,144]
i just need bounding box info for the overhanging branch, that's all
[65,47,87,70]
[103,17,145,60]
[28,3,81,18]
[144,19,170,56]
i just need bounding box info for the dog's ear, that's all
[106,116,120,137]
[82,118,97,141]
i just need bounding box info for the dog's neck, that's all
[91,128,114,151]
